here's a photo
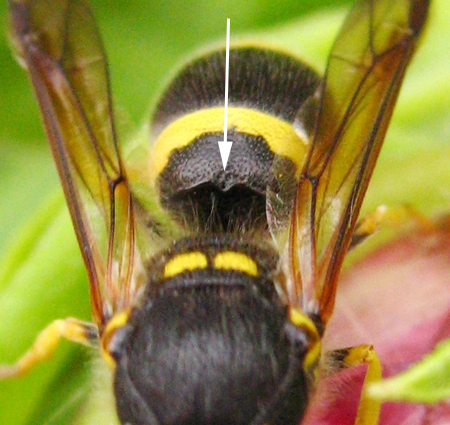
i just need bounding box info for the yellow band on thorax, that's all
[164,252,208,278]
[149,106,308,184]
[213,251,258,276]
[163,250,259,279]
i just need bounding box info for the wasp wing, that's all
[279,0,429,322]
[9,0,142,329]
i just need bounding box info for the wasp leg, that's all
[323,344,382,425]
[350,205,433,250]
[0,318,98,379]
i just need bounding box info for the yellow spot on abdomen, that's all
[164,252,208,278]
[213,251,258,276]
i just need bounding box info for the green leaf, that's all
[0,197,92,425]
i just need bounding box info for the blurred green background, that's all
[0,0,449,424]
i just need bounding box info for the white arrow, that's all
[218,18,232,170]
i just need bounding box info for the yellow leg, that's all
[0,318,98,379]
[350,346,382,425]
[324,344,382,425]
[350,205,433,250]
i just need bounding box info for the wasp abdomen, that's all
[149,47,320,231]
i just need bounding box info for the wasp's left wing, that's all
[9,0,143,329]
[278,0,429,323]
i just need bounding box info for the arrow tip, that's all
[218,141,233,170]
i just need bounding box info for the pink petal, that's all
[303,217,450,425]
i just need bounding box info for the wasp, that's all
[2,0,428,424]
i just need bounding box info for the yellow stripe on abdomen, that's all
[149,106,308,184]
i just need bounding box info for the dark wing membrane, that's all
[9,0,142,329]
[282,0,429,322]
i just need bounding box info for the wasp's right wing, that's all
[270,0,429,323]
